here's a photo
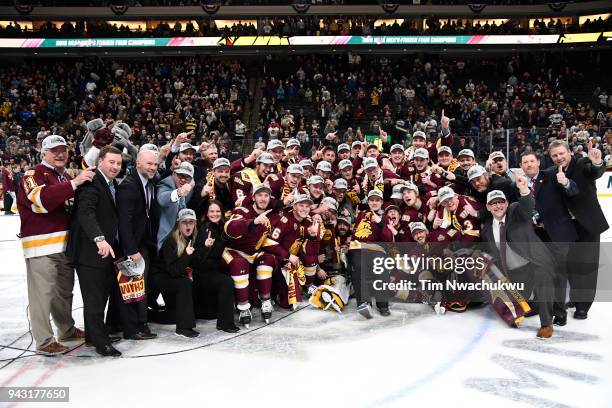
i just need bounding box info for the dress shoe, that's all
[536,325,553,339]
[175,328,200,338]
[125,332,157,340]
[140,324,153,335]
[553,315,567,326]
[573,309,588,320]
[217,324,240,333]
[60,327,86,342]
[38,341,69,355]
[566,301,575,309]
[357,302,373,319]
[377,302,391,317]
[85,336,121,348]
[95,345,122,357]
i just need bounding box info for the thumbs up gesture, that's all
[556,165,569,187]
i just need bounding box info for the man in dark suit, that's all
[520,152,579,326]
[481,176,556,339]
[549,140,609,319]
[113,148,160,340]
[67,146,123,357]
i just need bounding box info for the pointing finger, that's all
[109,247,115,259]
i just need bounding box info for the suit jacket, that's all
[533,167,579,242]
[156,175,195,251]
[563,156,609,236]
[117,171,159,257]
[66,169,119,267]
[481,193,555,278]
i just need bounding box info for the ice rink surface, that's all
[0,173,611,408]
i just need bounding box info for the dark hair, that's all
[201,199,228,242]
[98,145,122,161]
[519,152,538,162]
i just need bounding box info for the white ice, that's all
[0,172,611,408]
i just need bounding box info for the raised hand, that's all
[254,209,273,225]
[556,165,569,187]
[204,231,215,248]
[515,174,528,193]
[74,167,96,186]
[441,109,450,129]
[587,140,603,164]
[185,240,195,255]
[433,216,443,229]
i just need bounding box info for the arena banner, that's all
[0,32,609,49]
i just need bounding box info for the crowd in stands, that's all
[256,52,612,166]
[1,15,610,38]
[0,57,250,170]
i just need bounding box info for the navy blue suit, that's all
[532,166,579,317]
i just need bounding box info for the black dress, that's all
[192,221,236,329]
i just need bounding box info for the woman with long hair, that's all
[193,200,239,333]
[151,208,200,338]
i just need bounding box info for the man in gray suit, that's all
[156,161,195,251]
[481,175,556,339]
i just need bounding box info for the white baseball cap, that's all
[337,143,350,152]
[333,178,348,190]
[256,153,275,164]
[487,190,507,204]
[413,148,429,160]
[252,183,272,196]
[437,146,452,155]
[42,135,67,150]
[489,151,505,160]
[351,140,362,149]
[179,142,196,153]
[267,139,284,151]
[413,130,427,140]
[308,175,325,186]
[299,159,314,168]
[390,144,404,153]
[362,157,378,170]
[293,194,313,206]
[391,184,408,199]
[458,149,475,159]
[212,158,230,170]
[410,222,428,234]
[177,208,197,222]
[174,162,194,178]
[367,189,383,200]
[404,182,419,193]
[316,160,332,173]
[286,139,300,148]
[321,197,338,211]
[467,165,487,181]
[287,164,304,175]
[437,186,456,203]
[338,159,353,170]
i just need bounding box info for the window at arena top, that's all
[578,14,610,24]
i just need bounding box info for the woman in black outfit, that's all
[193,200,239,333]
[151,208,200,338]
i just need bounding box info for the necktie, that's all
[499,221,507,272]
[108,181,116,204]
[145,181,153,215]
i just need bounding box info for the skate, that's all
[261,299,273,323]
[434,302,446,315]
[239,309,252,329]
[306,284,317,297]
